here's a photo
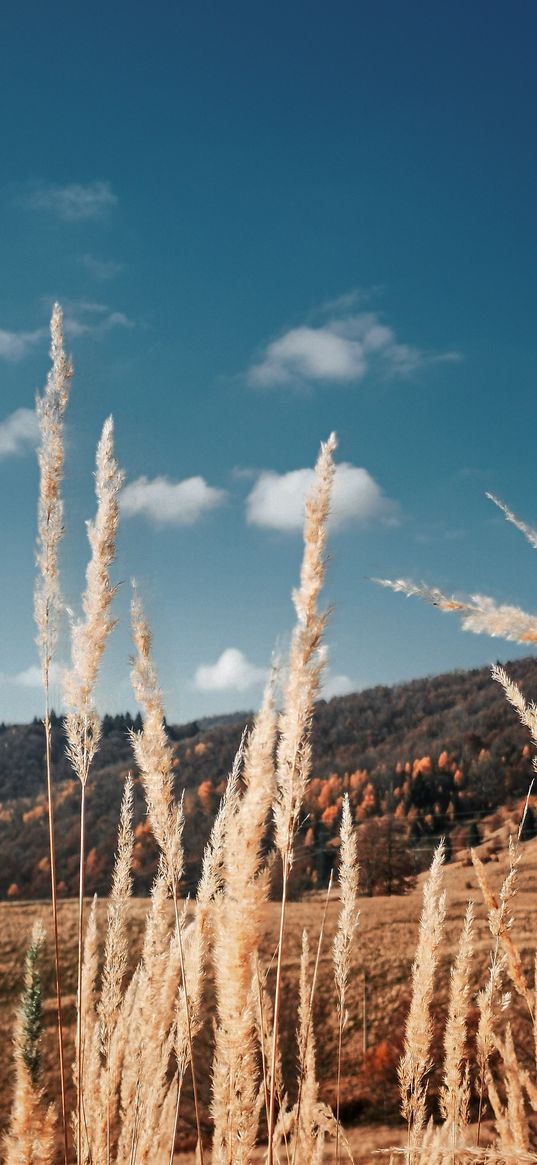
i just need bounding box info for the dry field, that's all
[1,829,534,1161]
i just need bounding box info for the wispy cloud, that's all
[247,305,460,389]
[0,408,39,458]
[23,180,117,221]
[0,327,47,362]
[61,300,133,338]
[246,461,398,532]
[322,670,356,699]
[81,254,123,280]
[121,475,227,526]
[0,301,132,363]
[316,288,379,316]
[194,648,267,692]
[10,662,64,689]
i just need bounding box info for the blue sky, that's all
[1,1,537,723]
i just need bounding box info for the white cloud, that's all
[0,661,64,689]
[251,326,367,387]
[321,671,356,700]
[247,308,460,389]
[194,648,268,693]
[0,327,47,362]
[12,666,42,689]
[81,254,123,280]
[12,662,64,689]
[121,475,227,526]
[0,301,132,363]
[25,180,117,221]
[246,461,398,532]
[61,300,133,338]
[0,408,39,458]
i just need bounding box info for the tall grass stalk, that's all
[34,303,73,1165]
[291,869,333,1165]
[167,771,237,1165]
[63,415,123,1164]
[211,677,277,1164]
[268,432,336,1165]
[130,589,205,1163]
[294,931,318,1161]
[332,795,359,1165]
[440,901,474,1164]
[99,776,134,1165]
[398,841,445,1165]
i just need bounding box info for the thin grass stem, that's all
[168,1073,184,1165]
[291,870,333,1165]
[172,893,205,1165]
[44,703,69,1165]
[335,1006,344,1165]
[256,959,271,1140]
[267,848,290,1165]
[77,779,87,1165]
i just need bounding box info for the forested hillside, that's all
[1,655,536,900]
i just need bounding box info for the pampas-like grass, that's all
[485,493,537,553]
[99,777,134,1164]
[63,414,123,1165]
[373,495,537,652]
[372,577,537,646]
[268,432,336,1165]
[129,589,184,895]
[399,841,446,1163]
[472,841,534,1020]
[211,680,277,1165]
[440,902,474,1159]
[293,930,321,1163]
[273,433,336,860]
[35,303,73,689]
[333,793,359,1164]
[128,587,205,1160]
[34,303,73,1165]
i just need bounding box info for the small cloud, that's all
[63,311,132,338]
[7,662,64,689]
[246,306,460,390]
[317,288,375,316]
[81,254,123,280]
[246,462,398,533]
[24,180,117,221]
[456,466,492,482]
[0,408,39,458]
[414,522,466,544]
[194,648,268,693]
[322,671,356,700]
[12,666,42,689]
[60,300,133,338]
[0,327,47,362]
[121,475,227,526]
[0,302,132,363]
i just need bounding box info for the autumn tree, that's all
[356,815,416,896]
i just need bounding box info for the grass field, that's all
[1,823,533,1161]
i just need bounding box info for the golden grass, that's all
[2,836,537,1157]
